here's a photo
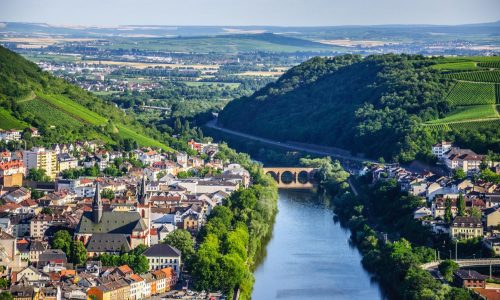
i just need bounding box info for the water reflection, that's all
[252,190,385,300]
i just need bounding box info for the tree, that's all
[0,278,9,289]
[0,291,13,300]
[469,207,482,219]
[52,230,72,256]
[26,168,50,182]
[100,189,115,200]
[133,255,149,274]
[162,229,195,262]
[453,169,467,180]
[444,197,453,224]
[41,207,53,215]
[456,193,465,217]
[71,240,87,266]
[438,260,459,282]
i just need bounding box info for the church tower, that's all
[92,182,103,223]
[138,175,149,206]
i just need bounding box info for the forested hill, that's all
[0,46,172,151]
[219,54,500,162]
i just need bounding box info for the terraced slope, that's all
[0,46,173,151]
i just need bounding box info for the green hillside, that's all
[219,54,500,161]
[0,46,173,151]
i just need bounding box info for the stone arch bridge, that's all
[263,167,317,189]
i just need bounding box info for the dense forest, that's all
[219,54,500,162]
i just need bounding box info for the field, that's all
[84,60,220,70]
[446,82,496,105]
[0,108,28,129]
[20,98,84,129]
[427,105,499,124]
[431,62,478,71]
[37,93,108,125]
[236,71,284,77]
[116,124,173,152]
[445,70,500,83]
[181,81,241,88]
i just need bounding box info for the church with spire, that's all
[75,180,151,255]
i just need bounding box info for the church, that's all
[75,179,151,254]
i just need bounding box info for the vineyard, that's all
[37,93,108,126]
[446,82,496,105]
[427,105,499,124]
[431,62,477,71]
[496,84,500,104]
[424,119,500,131]
[445,70,500,83]
[478,61,500,69]
[115,124,173,152]
[20,98,84,129]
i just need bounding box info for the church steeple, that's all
[137,175,149,205]
[93,181,103,223]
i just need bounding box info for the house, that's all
[0,160,25,187]
[445,149,484,174]
[30,214,68,238]
[413,207,432,220]
[450,216,483,240]
[14,266,50,284]
[142,244,182,272]
[432,141,453,159]
[3,187,31,203]
[10,278,36,300]
[431,197,458,219]
[0,129,22,142]
[453,269,487,288]
[38,249,67,270]
[483,206,500,229]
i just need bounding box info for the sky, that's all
[0,0,499,27]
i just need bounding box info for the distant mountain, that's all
[0,46,172,151]
[1,21,499,39]
[219,54,500,161]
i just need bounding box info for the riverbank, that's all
[330,175,476,299]
[187,144,279,300]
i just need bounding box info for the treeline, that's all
[332,174,476,299]
[219,54,468,162]
[188,144,278,299]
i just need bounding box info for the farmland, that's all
[477,61,500,69]
[445,70,500,83]
[446,82,496,105]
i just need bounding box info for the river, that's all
[252,189,384,300]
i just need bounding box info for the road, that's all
[205,119,375,164]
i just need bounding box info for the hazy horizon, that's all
[1,0,499,27]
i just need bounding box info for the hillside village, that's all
[0,131,248,300]
[366,141,500,255]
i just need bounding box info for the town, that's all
[0,129,250,300]
[362,141,500,298]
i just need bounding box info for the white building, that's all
[142,244,182,272]
[432,141,453,159]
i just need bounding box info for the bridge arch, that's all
[263,167,317,189]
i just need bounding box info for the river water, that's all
[252,189,384,300]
